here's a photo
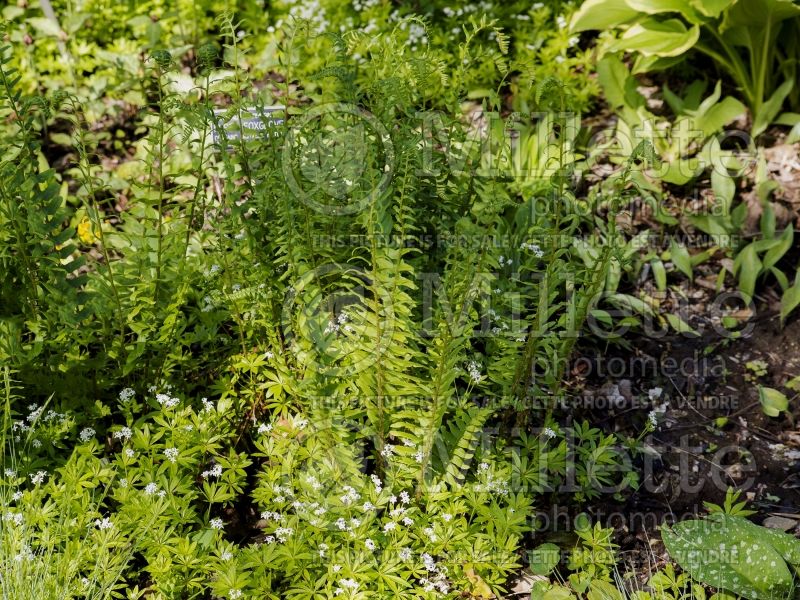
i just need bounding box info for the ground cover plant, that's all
[1,1,800,599]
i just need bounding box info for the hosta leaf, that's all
[626,0,702,22]
[722,0,800,30]
[612,18,700,57]
[570,0,640,31]
[690,0,735,18]
[662,514,796,599]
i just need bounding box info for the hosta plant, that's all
[662,512,800,599]
[571,0,800,135]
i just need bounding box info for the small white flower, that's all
[124,448,135,459]
[119,478,128,488]
[119,388,135,403]
[478,462,489,471]
[257,422,273,435]
[383,521,397,533]
[380,444,395,458]
[164,448,179,463]
[365,538,376,550]
[144,482,159,496]
[4,469,16,478]
[229,590,243,599]
[399,491,410,504]
[156,394,179,409]
[12,491,22,501]
[340,486,361,505]
[30,471,47,485]
[79,428,96,443]
[466,360,482,384]
[113,427,133,441]
[210,518,224,530]
[542,427,557,440]
[94,517,114,530]
[399,547,412,561]
[648,387,663,401]
[442,513,453,522]
[202,464,223,479]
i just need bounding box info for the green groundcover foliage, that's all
[1,0,800,599]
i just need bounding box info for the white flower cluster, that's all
[520,241,544,257]
[94,517,113,530]
[466,360,482,384]
[442,2,490,18]
[202,464,223,479]
[324,311,350,334]
[13,544,34,563]
[164,447,179,463]
[285,0,329,34]
[118,388,135,403]
[476,464,510,495]
[352,0,379,10]
[340,485,361,506]
[113,427,132,442]
[334,578,359,595]
[4,511,24,526]
[156,393,180,409]
[420,553,450,594]
[407,22,428,48]
[143,482,166,498]
[79,427,95,443]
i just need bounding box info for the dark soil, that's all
[541,308,800,587]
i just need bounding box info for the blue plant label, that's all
[211,105,285,145]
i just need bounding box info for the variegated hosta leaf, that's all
[662,513,800,599]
